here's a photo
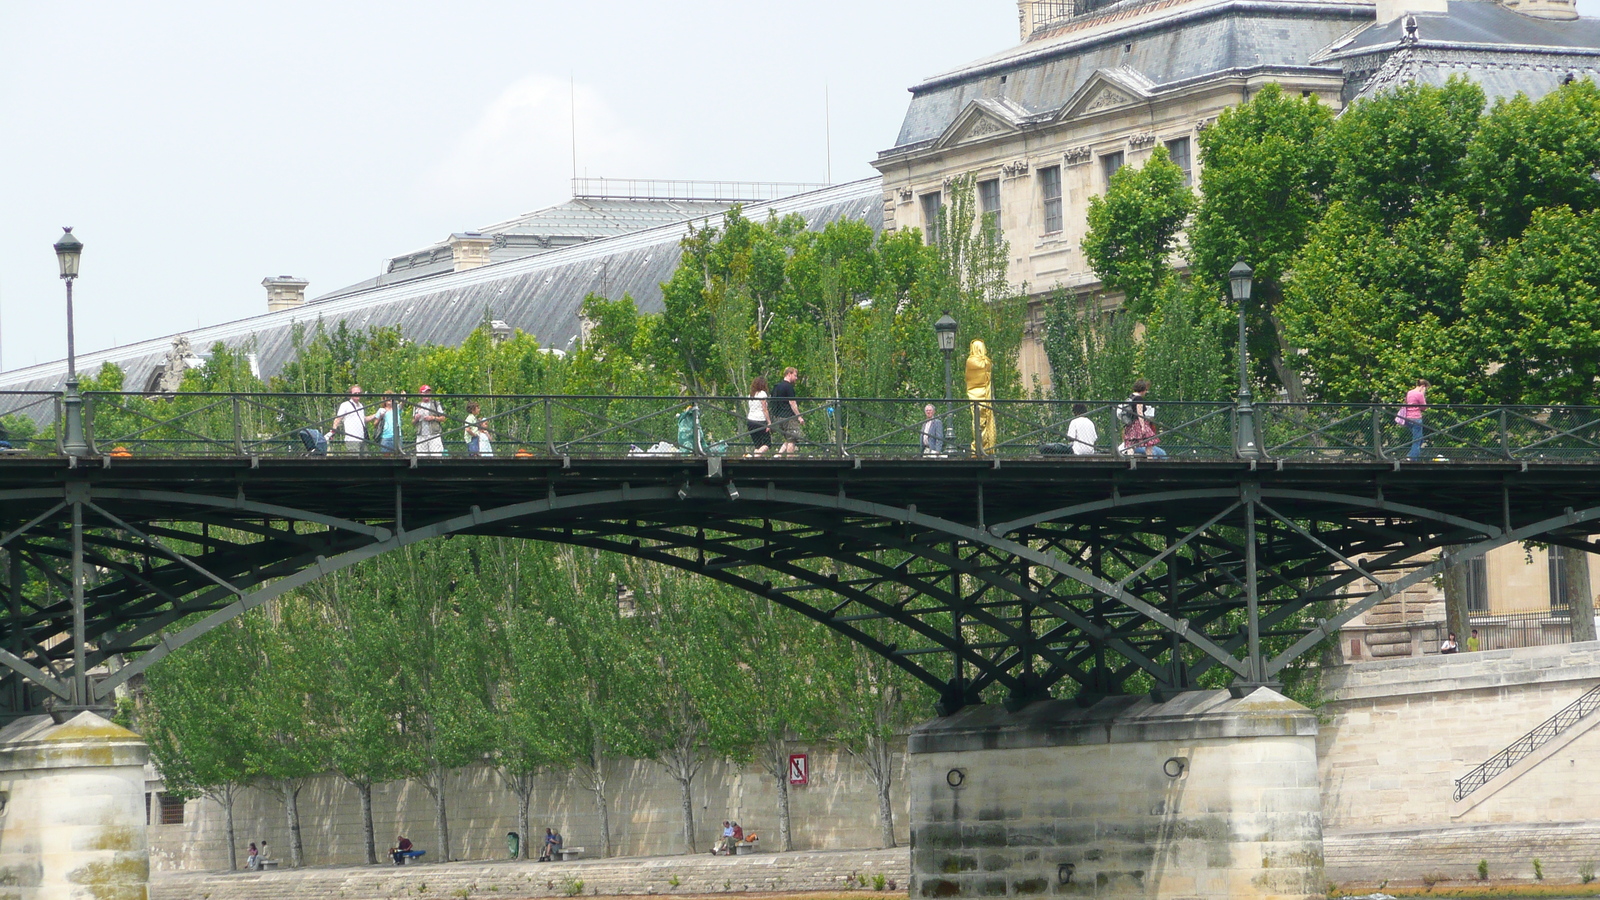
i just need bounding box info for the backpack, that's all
[1116,402,1136,426]
[298,427,328,456]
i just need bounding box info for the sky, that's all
[2,1,1597,373]
[0,1,1015,372]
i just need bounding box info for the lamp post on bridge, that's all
[53,227,89,458]
[935,313,958,453]
[935,313,958,403]
[1229,261,1261,461]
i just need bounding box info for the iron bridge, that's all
[3,391,1600,719]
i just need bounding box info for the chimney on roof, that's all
[1375,0,1445,24]
[263,276,309,313]
[1017,0,1045,40]
[1501,0,1577,20]
[450,233,495,272]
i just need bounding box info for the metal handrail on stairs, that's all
[1454,681,1600,801]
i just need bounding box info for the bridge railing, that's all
[1259,403,1600,461]
[4,390,1600,461]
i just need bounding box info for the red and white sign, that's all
[788,753,809,785]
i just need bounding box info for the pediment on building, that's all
[1058,67,1157,121]
[932,98,1028,150]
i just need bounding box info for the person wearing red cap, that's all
[414,384,446,457]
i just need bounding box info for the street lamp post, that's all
[935,313,958,402]
[53,228,89,457]
[934,312,958,443]
[1229,261,1261,460]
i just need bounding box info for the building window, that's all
[148,792,185,825]
[1101,151,1124,189]
[1549,545,1581,611]
[978,178,1002,240]
[1465,555,1489,612]
[921,192,943,246]
[1039,166,1063,234]
[1165,137,1192,187]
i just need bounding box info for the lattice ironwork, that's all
[4,391,1600,463]
[4,392,1600,721]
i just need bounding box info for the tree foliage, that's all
[1082,145,1195,316]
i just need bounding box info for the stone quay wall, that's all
[149,642,1600,886]
[1318,640,1600,883]
[149,746,909,872]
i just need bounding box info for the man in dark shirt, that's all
[770,367,804,455]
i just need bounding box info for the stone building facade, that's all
[872,0,1596,389]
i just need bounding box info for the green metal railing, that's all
[4,391,1600,461]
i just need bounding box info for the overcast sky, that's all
[2,1,1596,373]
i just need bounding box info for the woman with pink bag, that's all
[1397,378,1429,460]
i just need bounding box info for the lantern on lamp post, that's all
[53,228,89,458]
[1229,261,1261,460]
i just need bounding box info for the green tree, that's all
[140,620,258,871]
[824,618,933,848]
[1277,80,1489,402]
[1042,291,1138,401]
[1082,145,1195,316]
[1466,78,1600,244]
[716,594,840,852]
[298,570,407,865]
[240,604,330,868]
[1187,83,1335,399]
[1138,281,1233,402]
[1458,205,1600,404]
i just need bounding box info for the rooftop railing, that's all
[4,392,1600,462]
[569,178,832,203]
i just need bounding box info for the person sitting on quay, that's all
[390,835,423,865]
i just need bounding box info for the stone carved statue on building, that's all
[154,336,194,394]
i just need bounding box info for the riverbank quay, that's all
[1336,886,1600,897]
[149,847,909,900]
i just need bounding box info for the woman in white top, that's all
[746,375,771,455]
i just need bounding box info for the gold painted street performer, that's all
[966,339,997,455]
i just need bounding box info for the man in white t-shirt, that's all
[329,385,367,454]
[1067,403,1098,455]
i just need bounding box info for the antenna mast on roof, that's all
[570,74,578,185]
[825,82,833,185]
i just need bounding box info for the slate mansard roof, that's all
[1318,1,1600,102]
[318,196,740,301]
[879,0,1600,161]
[0,179,884,397]
[881,0,1377,157]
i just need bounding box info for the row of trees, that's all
[123,189,1022,868]
[136,537,929,868]
[1072,77,1600,407]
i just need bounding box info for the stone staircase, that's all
[151,847,910,900]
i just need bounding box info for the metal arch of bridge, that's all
[4,457,1600,719]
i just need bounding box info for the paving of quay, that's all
[150,846,911,900]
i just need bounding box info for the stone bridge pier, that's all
[0,712,150,900]
[908,689,1322,900]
